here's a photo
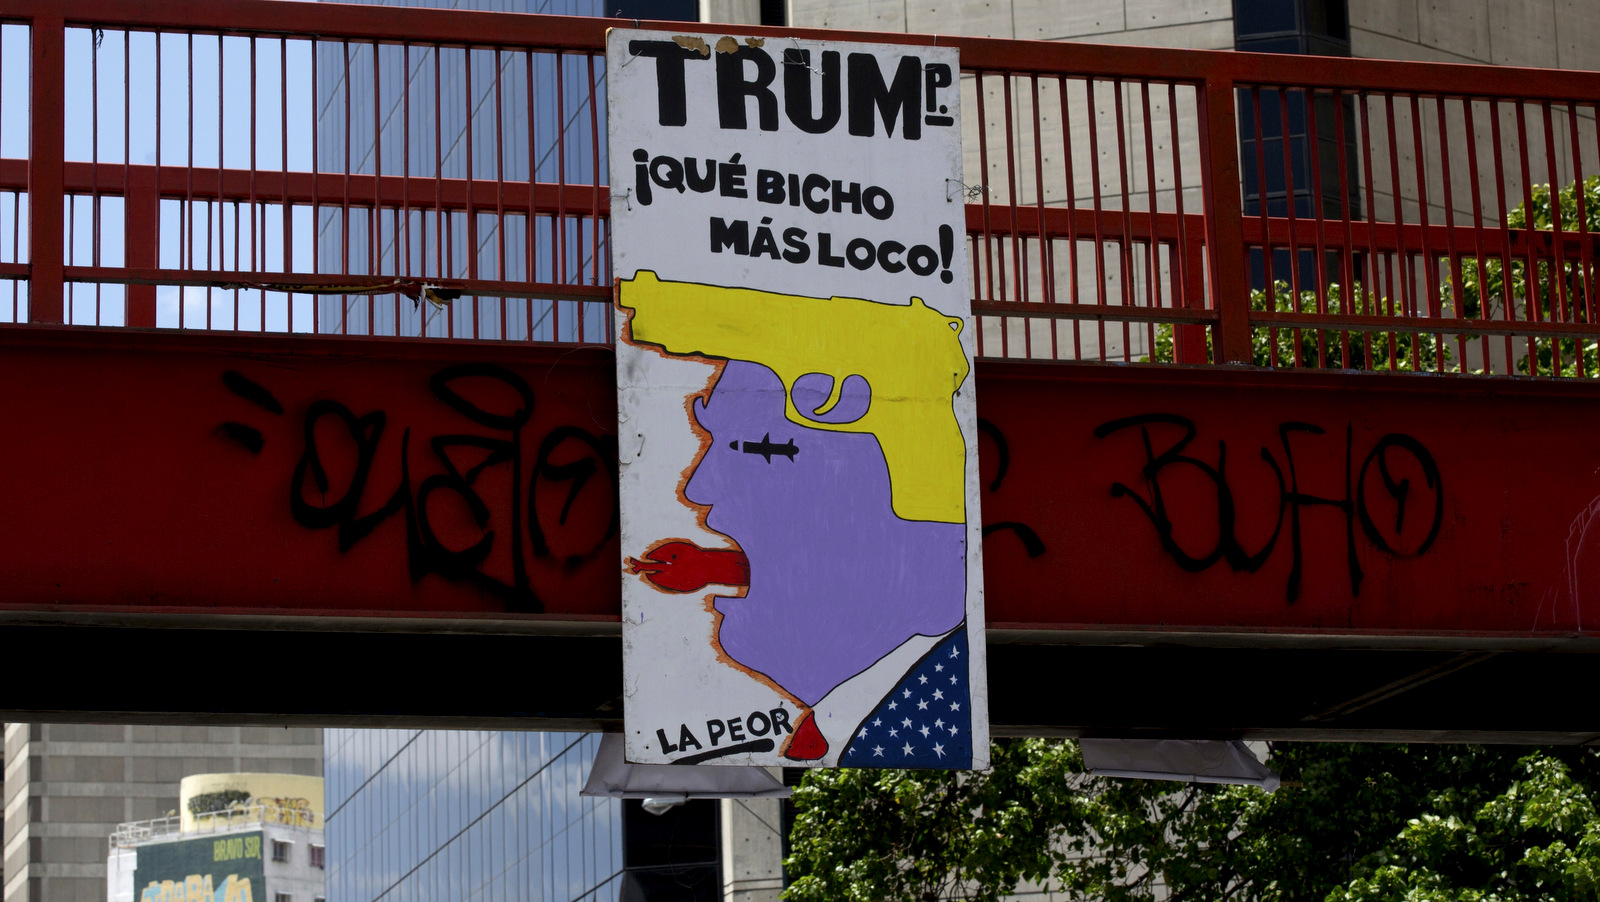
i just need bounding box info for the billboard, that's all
[608,29,988,768]
[134,831,264,902]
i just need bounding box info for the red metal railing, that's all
[6,0,1600,376]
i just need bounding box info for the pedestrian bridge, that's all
[4,0,1600,742]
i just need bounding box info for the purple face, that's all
[686,360,966,707]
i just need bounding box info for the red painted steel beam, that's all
[972,299,1218,324]
[0,160,607,220]
[0,0,1586,105]
[0,0,1568,133]
[4,326,1600,652]
[58,265,613,303]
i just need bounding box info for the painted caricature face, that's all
[685,360,966,707]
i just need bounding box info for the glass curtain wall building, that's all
[324,731,621,902]
[324,730,724,902]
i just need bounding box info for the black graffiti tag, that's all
[976,417,1046,558]
[225,365,618,613]
[1094,413,1442,603]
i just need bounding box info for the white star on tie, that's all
[934,718,944,728]
[949,725,959,735]
[849,746,857,755]
[902,742,914,756]
[917,699,929,710]
[918,675,928,685]
[873,745,885,757]
[950,647,960,658]
[858,727,869,739]
[902,718,912,728]
[933,689,944,700]
[950,675,958,684]
[950,702,961,711]
[933,743,945,758]
[872,718,882,727]
[919,725,931,738]
[934,664,944,672]
[902,689,912,699]
[888,701,897,711]
[889,728,898,738]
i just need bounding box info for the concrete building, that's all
[2,725,322,902]
[106,773,326,902]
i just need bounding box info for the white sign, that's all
[608,28,987,769]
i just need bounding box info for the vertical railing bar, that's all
[974,70,996,318]
[1277,87,1303,367]
[1565,102,1593,376]
[1516,101,1541,340]
[1057,75,1082,360]
[403,42,413,334]
[313,37,324,333]
[250,35,262,328]
[587,51,602,338]
[1251,86,1277,366]
[1001,71,1024,356]
[1461,98,1494,373]
[1491,100,1518,368]
[1000,69,1021,311]
[1028,74,1051,317]
[1140,80,1159,358]
[1434,95,1466,373]
[339,39,351,335]
[525,49,536,338]
[493,46,507,338]
[1086,78,1107,360]
[464,44,479,340]
[124,30,141,325]
[369,39,381,334]
[1331,91,1358,368]
[1112,77,1133,361]
[91,25,102,324]
[1541,101,1571,336]
[555,49,567,340]
[1306,88,1332,368]
[1408,92,1442,371]
[435,45,449,338]
[1357,92,1391,369]
[1168,82,1201,364]
[1382,93,1416,369]
[214,34,224,329]
[65,174,74,323]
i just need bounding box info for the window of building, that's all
[273,894,292,902]
[271,839,292,863]
[310,844,325,869]
[1234,0,1361,290]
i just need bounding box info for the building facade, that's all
[107,773,326,902]
[2,725,322,902]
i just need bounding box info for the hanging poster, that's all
[608,28,986,769]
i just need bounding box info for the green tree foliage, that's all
[1451,175,1600,377]
[783,741,1600,902]
[1148,176,1600,375]
[1147,281,1444,370]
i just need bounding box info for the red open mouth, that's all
[627,541,750,593]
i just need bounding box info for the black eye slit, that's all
[736,433,798,463]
